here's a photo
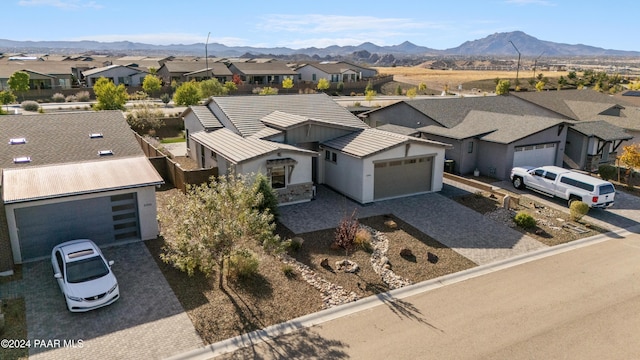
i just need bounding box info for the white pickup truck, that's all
[510,165,615,208]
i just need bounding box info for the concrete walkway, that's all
[279,185,547,266]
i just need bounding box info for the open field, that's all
[374,67,571,94]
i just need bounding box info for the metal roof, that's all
[247,127,283,139]
[375,123,421,136]
[260,110,365,131]
[321,128,449,158]
[2,156,163,204]
[191,129,315,164]
[207,93,369,137]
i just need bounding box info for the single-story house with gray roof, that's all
[418,111,569,180]
[0,111,163,273]
[82,64,149,87]
[182,94,450,205]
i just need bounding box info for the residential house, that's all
[0,111,163,273]
[184,63,233,83]
[295,61,377,83]
[82,64,149,87]
[227,61,298,85]
[0,66,73,90]
[418,111,568,180]
[156,60,223,85]
[183,94,450,205]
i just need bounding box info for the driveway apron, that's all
[279,186,547,265]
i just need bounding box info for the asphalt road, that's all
[221,232,640,359]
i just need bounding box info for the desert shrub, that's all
[334,210,359,256]
[354,101,361,107]
[129,91,148,101]
[569,201,589,221]
[286,237,303,253]
[513,211,536,229]
[51,92,66,103]
[75,91,90,102]
[281,264,296,278]
[21,101,39,111]
[354,228,373,252]
[226,249,259,280]
[598,164,616,181]
[65,95,77,102]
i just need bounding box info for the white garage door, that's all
[513,143,557,168]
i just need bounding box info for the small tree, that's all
[0,90,16,112]
[535,81,545,92]
[160,93,171,107]
[142,74,162,97]
[334,210,359,258]
[93,77,128,110]
[316,78,330,92]
[200,78,228,98]
[395,84,403,95]
[406,87,417,99]
[365,89,376,105]
[259,87,278,95]
[161,173,282,289]
[254,173,279,222]
[173,81,201,106]
[496,79,510,95]
[223,81,237,94]
[618,144,640,186]
[232,74,244,86]
[282,77,294,93]
[418,82,427,92]
[8,71,30,100]
[365,80,374,93]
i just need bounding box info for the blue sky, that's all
[6,0,639,51]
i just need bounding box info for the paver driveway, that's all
[2,241,202,359]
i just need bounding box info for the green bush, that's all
[570,201,590,221]
[21,101,39,112]
[286,237,303,253]
[598,164,616,181]
[227,249,259,280]
[513,211,536,229]
[51,93,66,103]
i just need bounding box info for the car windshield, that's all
[599,184,615,195]
[66,256,109,283]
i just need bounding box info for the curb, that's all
[165,225,639,360]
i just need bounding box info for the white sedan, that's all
[51,239,120,312]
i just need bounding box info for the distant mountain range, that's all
[1,31,638,60]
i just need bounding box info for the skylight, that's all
[98,150,114,156]
[9,137,26,145]
[90,133,104,139]
[13,156,31,163]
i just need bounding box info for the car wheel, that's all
[512,176,524,190]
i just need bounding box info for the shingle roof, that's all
[183,63,233,76]
[401,95,567,128]
[2,156,163,204]
[418,111,565,144]
[375,124,421,136]
[247,127,283,139]
[230,62,298,75]
[160,61,211,73]
[569,120,633,141]
[321,128,449,158]
[187,105,223,130]
[191,129,315,164]
[260,110,367,131]
[0,111,144,169]
[513,89,637,119]
[207,93,369,137]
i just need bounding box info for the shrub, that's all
[75,91,90,102]
[21,101,39,112]
[65,95,77,102]
[287,237,303,253]
[334,210,359,256]
[513,211,536,229]
[226,249,259,280]
[598,164,616,181]
[281,264,296,278]
[51,92,66,103]
[354,228,373,252]
[569,201,589,221]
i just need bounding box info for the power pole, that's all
[509,40,521,90]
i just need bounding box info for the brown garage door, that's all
[374,156,433,200]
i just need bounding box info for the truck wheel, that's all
[512,176,525,190]
[568,196,580,207]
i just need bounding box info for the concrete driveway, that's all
[4,241,202,359]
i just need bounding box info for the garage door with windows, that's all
[374,156,433,200]
[513,143,557,168]
[14,193,140,261]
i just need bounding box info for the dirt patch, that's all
[0,298,28,360]
[152,187,475,344]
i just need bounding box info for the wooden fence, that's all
[134,133,216,193]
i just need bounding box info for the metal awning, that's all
[266,158,297,167]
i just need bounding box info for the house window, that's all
[270,166,286,189]
[325,150,331,160]
[325,150,337,163]
[468,141,474,153]
[312,74,316,81]
[331,152,337,163]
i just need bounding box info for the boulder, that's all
[320,258,329,268]
[400,248,413,257]
[384,220,398,229]
[427,251,439,264]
